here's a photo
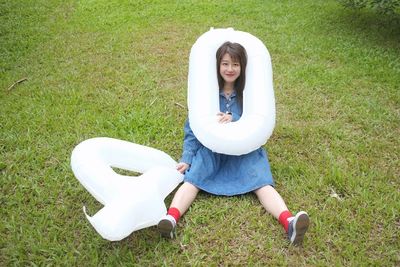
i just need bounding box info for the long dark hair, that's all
[216,41,247,109]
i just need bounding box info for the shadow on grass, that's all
[327,7,400,50]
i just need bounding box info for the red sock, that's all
[278,210,293,233]
[167,207,181,223]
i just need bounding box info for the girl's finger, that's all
[177,166,185,173]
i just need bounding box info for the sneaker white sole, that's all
[290,211,310,246]
[158,219,175,239]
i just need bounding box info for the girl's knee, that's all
[182,182,200,193]
[254,184,273,193]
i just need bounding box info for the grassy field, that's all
[1,0,399,265]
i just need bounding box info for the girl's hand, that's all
[217,112,233,123]
[176,162,189,174]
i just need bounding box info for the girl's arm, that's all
[180,119,202,165]
[231,111,240,122]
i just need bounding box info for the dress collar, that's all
[219,90,237,98]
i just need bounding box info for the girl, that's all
[158,41,310,246]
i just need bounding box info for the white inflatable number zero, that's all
[188,28,275,155]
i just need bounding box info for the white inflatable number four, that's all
[71,137,183,241]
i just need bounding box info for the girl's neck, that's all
[223,83,234,95]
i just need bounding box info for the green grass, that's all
[1,0,399,265]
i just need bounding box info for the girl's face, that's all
[219,53,241,84]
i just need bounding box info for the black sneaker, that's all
[157,215,176,239]
[288,211,309,246]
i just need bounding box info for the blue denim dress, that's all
[180,91,275,196]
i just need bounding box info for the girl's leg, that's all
[254,185,309,246]
[170,182,200,216]
[158,182,199,238]
[254,185,288,219]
